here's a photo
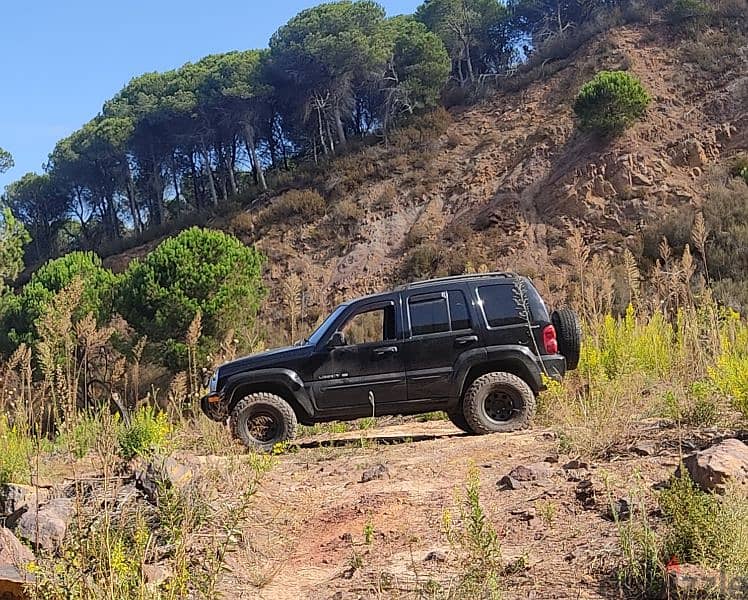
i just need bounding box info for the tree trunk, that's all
[243,123,267,191]
[189,153,201,208]
[333,104,347,149]
[199,142,219,207]
[465,41,475,82]
[125,164,143,233]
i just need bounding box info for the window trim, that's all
[326,300,398,347]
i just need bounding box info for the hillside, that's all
[113,19,745,332]
[248,24,748,312]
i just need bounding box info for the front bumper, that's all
[200,392,228,422]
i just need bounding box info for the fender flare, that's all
[222,368,314,419]
[454,345,543,398]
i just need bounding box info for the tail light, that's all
[542,325,558,354]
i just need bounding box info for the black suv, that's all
[201,273,581,450]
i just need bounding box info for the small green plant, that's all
[56,412,104,459]
[731,154,748,184]
[573,70,651,135]
[0,416,32,484]
[443,466,503,598]
[364,518,375,545]
[117,405,171,460]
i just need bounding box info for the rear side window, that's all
[448,290,471,330]
[409,296,449,336]
[477,284,524,327]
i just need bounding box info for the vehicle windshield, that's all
[305,302,350,346]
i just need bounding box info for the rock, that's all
[360,464,389,483]
[498,476,523,490]
[0,527,34,567]
[0,484,49,519]
[510,507,536,521]
[143,563,170,587]
[0,564,34,600]
[136,456,194,503]
[575,479,596,509]
[562,459,589,470]
[667,562,721,596]
[681,438,748,493]
[14,498,75,552]
[632,440,656,456]
[424,550,447,562]
[603,498,631,522]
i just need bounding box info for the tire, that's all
[447,409,473,434]
[462,372,536,434]
[230,393,298,452]
[551,308,582,370]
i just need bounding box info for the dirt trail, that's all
[214,421,682,599]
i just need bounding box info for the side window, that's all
[409,296,449,336]
[477,284,523,328]
[342,306,395,345]
[448,290,472,330]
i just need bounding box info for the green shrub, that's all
[573,71,651,135]
[667,0,711,25]
[0,416,33,485]
[1,251,116,352]
[732,154,748,185]
[117,405,171,460]
[116,227,265,361]
[660,473,748,575]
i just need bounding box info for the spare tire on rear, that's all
[551,308,582,370]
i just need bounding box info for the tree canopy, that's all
[1,0,627,264]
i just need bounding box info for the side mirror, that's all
[327,331,347,349]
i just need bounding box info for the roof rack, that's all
[395,271,518,291]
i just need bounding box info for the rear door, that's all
[402,288,482,401]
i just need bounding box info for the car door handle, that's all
[373,346,398,356]
[455,335,479,346]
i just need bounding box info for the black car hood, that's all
[218,344,313,376]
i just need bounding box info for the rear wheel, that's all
[447,409,472,433]
[462,372,536,434]
[552,308,582,370]
[230,393,298,452]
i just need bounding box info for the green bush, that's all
[732,154,748,185]
[116,227,265,359]
[1,251,116,352]
[0,416,33,485]
[117,405,171,460]
[666,0,711,25]
[573,71,651,135]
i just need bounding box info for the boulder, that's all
[667,562,721,596]
[136,456,193,503]
[682,438,748,493]
[14,498,75,552]
[0,484,49,519]
[0,564,34,600]
[0,527,33,567]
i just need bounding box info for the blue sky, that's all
[0,0,420,190]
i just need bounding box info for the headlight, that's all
[208,370,219,392]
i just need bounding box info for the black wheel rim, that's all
[246,410,280,444]
[484,387,519,423]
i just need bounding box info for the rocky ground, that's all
[2,419,748,598]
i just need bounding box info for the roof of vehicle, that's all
[394,272,519,291]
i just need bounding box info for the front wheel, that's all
[230,393,298,452]
[462,372,536,434]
